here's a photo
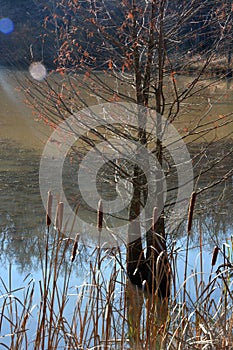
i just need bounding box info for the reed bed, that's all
[0,203,233,349]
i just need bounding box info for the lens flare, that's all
[0,18,14,34]
[29,62,47,81]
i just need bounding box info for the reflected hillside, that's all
[0,140,43,233]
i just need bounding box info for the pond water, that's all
[0,69,233,347]
[0,69,233,259]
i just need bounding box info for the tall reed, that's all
[0,196,233,349]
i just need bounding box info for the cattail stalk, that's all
[187,191,196,233]
[97,199,103,232]
[152,206,158,232]
[211,246,219,266]
[55,201,64,231]
[184,192,197,316]
[46,191,53,226]
[70,233,80,262]
[97,199,103,258]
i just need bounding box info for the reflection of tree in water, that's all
[0,229,43,273]
[161,140,233,251]
[0,224,93,277]
[0,139,44,272]
[0,139,232,272]
[190,140,233,247]
[1,187,232,274]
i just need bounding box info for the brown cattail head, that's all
[55,201,64,231]
[211,246,219,266]
[46,191,53,226]
[152,206,158,232]
[187,191,197,233]
[97,199,103,232]
[70,233,80,262]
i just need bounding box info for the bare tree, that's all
[24,0,233,300]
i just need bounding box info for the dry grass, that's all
[1,201,233,350]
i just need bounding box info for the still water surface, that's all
[0,68,233,260]
[0,69,232,346]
